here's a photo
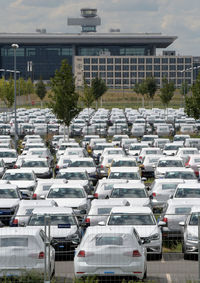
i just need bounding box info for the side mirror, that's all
[72,238,80,245]
[169,194,173,199]
[40,195,45,200]
[87,195,94,200]
[98,221,106,226]
[19,222,26,227]
[158,221,167,227]
[141,177,147,182]
[179,221,185,226]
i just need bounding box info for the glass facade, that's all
[0,45,73,80]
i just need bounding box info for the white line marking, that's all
[166,273,172,283]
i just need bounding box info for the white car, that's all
[46,183,92,215]
[2,169,37,198]
[0,227,55,277]
[108,183,150,207]
[154,156,184,179]
[105,206,163,259]
[0,149,17,168]
[74,226,147,280]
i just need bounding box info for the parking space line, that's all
[166,273,172,283]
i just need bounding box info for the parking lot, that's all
[0,106,200,282]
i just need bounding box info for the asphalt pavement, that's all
[55,253,199,283]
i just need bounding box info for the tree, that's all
[185,73,200,119]
[159,78,175,116]
[2,76,14,108]
[146,76,157,107]
[133,82,142,107]
[49,59,80,141]
[80,79,94,109]
[91,77,107,109]
[180,81,190,106]
[35,77,47,108]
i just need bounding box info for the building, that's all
[0,8,198,88]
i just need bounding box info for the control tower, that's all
[68,8,101,32]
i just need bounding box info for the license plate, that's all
[104,271,114,274]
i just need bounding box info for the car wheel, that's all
[142,267,147,281]
[184,253,189,260]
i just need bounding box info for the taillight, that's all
[139,156,142,159]
[32,193,37,199]
[100,165,104,169]
[93,193,98,199]
[46,156,49,159]
[38,252,45,259]
[85,218,90,225]
[163,217,168,223]
[77,250,85,257]
[152,192,156,197]
[12,219,18,226]
[13,165,18,169]
[56,165,59,169]
[132,250,141,257]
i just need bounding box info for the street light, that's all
[11,43,19,150]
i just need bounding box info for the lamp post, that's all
[11,43,19,150]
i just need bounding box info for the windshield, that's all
[29,214,76,226]
[165,171,196,180]
[0,188,18,199]
[48,187,85,198]
[22,161,48,168]
[109,172,140,180]
[69,161,94,167]
[175,188,200,198]
[189,213,199,225]
[108,214,156,225]
[56,172,87,180]
[110,188,147,198]
[0,152,16,158]
[158,160,183,167]
[112,160,137,167]
[3,172,34,181]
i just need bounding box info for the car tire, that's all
[184,253,189,260]
[142,267,147,280]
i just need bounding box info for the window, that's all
[92,58,98,64]
[84,65,90,71]
[123,65,129,71]
[146,65,152,71]
[107,72,113,77]
[130,65,137,70]
[92,72,98,78]
[84,58,90,64]
[162,58,168,64]
[146,58,152,64]
[123,58,129,64]
[107,65,113,71]
[177,58,184,64]
[154,58,160,64]
[99,58,106,64]
[99,72,106,77]
[131,72,137,77]
[84,72,90,78]
[115,65,121,71]
[0,238,28,247]
[146,72,153,77]
[115,72,121,78]
[162,65,168,71]
[138,72,145,77]
[96,236,123,246]
[170,65,176,70]
[99,65,106,71]
[170,58,176,64]
[185,58,191,64]
[115,58,121,64]
[92,65,98,71]
[138,58,144,64]
[107,79,113,85]
[154,65,160,71]
[138,65,144,71]
[170,72,176,77]
[107,58,113,64]
[115,79,121,84]
[131,58,137,64]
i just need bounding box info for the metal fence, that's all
[0,213,200,283]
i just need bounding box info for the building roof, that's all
[0,32,177,48]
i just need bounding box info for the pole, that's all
[198,213,200,280]
[13,47,17,150]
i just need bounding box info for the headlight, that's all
[149,233,160,241]
[78,204,87,211]
[187,233,198,241]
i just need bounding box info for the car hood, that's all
[2,158,17,164]
[24,168,50,174]
[110,197,150,207]
[28,225,78,237]
[0,199,20,208]
[7,180,35,188]
[132,225,159,238]
[46,198,87,208]
[187,226,198,237]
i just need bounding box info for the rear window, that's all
[97,208,112,215]
[0,237,28,247]
[43,185,51,191]
[162,184,178,190]
[96,236,123,246]
[175,207,191,214]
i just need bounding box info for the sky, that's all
[0,0,200,56]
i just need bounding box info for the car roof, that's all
[110,167,139,172]
[176,183,200,189]
[0,184,18,189]
[158,156,183,161]
[113,183,145,189]
[190,206,200,213]
[0,227,42,236]
[91,199,129,206]
[110,206,152,214]
[31,206,73,214]
[19,200,56,207]
[85,226,134,235]
[50,183,84,189]
[5,168,34,173]
[153,179,185,184]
